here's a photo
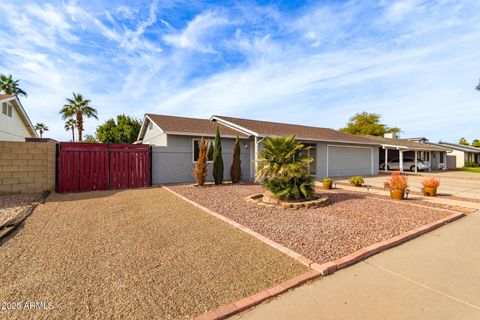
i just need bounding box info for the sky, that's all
[0,0,479,142]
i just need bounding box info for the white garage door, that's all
[328,146,372,177]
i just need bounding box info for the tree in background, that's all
[340,112,401,137]
[83,134,97,143]
[34,123,48,138]
[0,74,27,97]
[95,114,141,143]
[64,119,77,142]
[459,137,469,145]
[230,136,241,183]
[212,127,224,185]
[472,139,480,148]
[193,137,208,186]
[60,93,98,142]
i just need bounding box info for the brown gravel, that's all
[170,184,453,265]
[0,193,43,227]
[0,188,306,320]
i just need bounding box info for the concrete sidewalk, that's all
[232,211,480,320]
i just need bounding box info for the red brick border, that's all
[163,186,465,319]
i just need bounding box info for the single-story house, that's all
[0,94,37,141]
[137,114,382,184]
[437,142,480,167]
[361,135,451,172]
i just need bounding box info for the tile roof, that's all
[362,135,450,151]
[212,115,379,145]
[146,114,248,137]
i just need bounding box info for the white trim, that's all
[326,144,374,177]
[191,138,214,164]
[210,116,259,136]
[137,114,165,142]
[165,131,248,139]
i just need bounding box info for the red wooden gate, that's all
[57,143,151,193]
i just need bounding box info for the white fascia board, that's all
[210,116,258,136]
[164,131,249,139]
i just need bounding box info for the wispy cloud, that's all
[0,0,479,142]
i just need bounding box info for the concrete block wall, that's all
[0,141,56,194]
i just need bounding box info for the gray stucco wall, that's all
[152,134,251,184]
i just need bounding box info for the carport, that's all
[363,136,451,173]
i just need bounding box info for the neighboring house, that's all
[437,142,480,168]
[0,94,37,141]
[363,135,451,172]
[137,114,382,184]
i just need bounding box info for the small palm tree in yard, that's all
[193,137,208,186]
[64,118,77,142]
[60,93,98,142]
[256,135,315,200]
[34,123,48,138]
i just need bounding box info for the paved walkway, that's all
[233,211,480,320]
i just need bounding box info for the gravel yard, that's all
[170,184,453,264]
[0,193,44,227]
[0,188,306,319]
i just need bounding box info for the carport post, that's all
[429,151,432,171]
[385,148,388,172]
[399,149,404,173]
[414,150,418,173]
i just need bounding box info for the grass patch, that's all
[461,168,480,173]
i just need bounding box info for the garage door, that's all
[328,146,372,177]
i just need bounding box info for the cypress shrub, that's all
[231,136,241,183]
[213,127,224,184]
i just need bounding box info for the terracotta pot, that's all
[423,187,437,197]
[390,189,405,200]
[323,181,332,190]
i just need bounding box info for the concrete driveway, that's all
[341,171,480,200]
[232,211,480,320]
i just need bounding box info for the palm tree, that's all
[64,118,77,142]
[0,74,27,97]
[256,135,315,200]
[34,123,48,138]
[60,93,98,142]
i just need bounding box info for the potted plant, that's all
[384,172,408,200]
[421,177,440,197]
[323,178,333,189]
[349,176,364,187]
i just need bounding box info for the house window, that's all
[193,139,214,162]
[7,104,12,117]
[148,122,153,130]
[1,102,6,115]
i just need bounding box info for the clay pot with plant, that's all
[323,178,333,190]
[384,172,408,200]
[422,177,440,197]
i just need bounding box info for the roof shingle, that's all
[212,115,379,144]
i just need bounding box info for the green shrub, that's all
[256,135,314,200]
[323,178,332,183]
[213,127,224,185]
[349,176,364,187]
[230,136,241,183]
[464,161,479,168]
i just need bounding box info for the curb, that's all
[163,186,465,319]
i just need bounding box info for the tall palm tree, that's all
[34,123,48,138]
[60,93,98,142]
[0,74,27,97]
[64,118,77,142]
